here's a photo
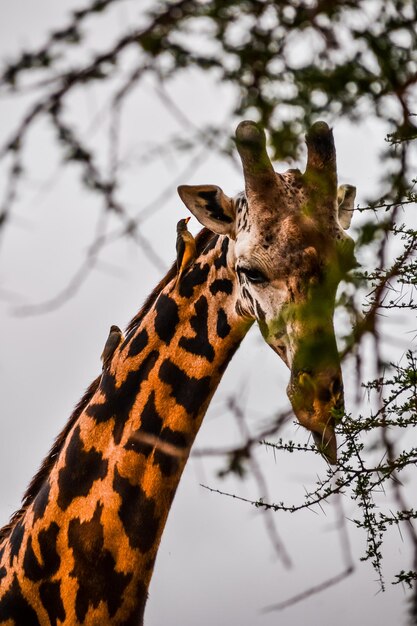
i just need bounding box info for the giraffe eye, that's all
[237,266,268,284]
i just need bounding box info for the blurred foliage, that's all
[0,0,417,620]
[217,218,417,615]
[0,0,416,223]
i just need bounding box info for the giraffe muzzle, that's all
[287,369,344,465]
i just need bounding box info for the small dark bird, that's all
[101,325,123,370]
[175,217,196,287]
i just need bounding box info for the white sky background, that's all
[0,2,416,625]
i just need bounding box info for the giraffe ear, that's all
[337,184,356,230]
[177,185,236,236]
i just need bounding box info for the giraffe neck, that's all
[0,231,252,625]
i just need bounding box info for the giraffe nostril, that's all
[331,378,343,397]
[317,378,343,404]
[317,388,332,403]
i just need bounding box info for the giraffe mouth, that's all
[287,370,344,465]
[293,406,338,465]
[311,428,337,465]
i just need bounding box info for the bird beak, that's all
[184,217,191,224]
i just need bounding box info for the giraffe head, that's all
[178,121,356,464]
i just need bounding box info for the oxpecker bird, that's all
[175,217,196,287]
[101,325,123,370]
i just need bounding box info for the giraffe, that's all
[0,120,356,625]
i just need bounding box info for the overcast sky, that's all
[0,2,416,625]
